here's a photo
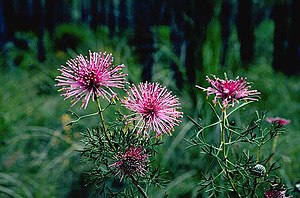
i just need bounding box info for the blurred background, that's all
[0,0,299,197]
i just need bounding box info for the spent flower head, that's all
[196,74,260,108]
[110,146,149,181]
[266,117,291,127]
[250,164,266,177]
[55,51,127,109]
[122,82,183,137]
[264,189,292,198]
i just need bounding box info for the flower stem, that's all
[221,110,226,159]
[95,96,115,150]
[67,111,99,126]
[130,176,149,198]
[256,146,261,163]
[220,109,241,198]
[249,178,257,198]
[269,135,279,165]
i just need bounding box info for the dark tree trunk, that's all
[126,0,134,28]
[119,0,128,30]
[98,0,108,27]
[19,0,30,31]
[185,0,214,80]
[0,0,6,47]
[184,0,197,88]
[152,0,167,25]
[45,0,69,33]
[2,0,15,40]
[108,1,115,35]
[90,0,98,30]
[45,0,56,33]
[220,0,232,66]
[177,0,214,106]
[170,0,185,89]
[133,1,155,82]
[113,0,120,33]
[81,0,90,24]
[2,0,38,41]
[272,2,289,73]
[184,0,214,105]
[36,0,45,62]
[286,0,300,74]
[237,0,254,66]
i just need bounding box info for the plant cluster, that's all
[55,50,183,197]
[55,51,293,197]
[188,74,292,197]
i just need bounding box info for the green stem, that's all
[95,97,115,150]
[220,108,241,198]
[269,136,279,165]
[95,97,106,130]
[256,146,261,163]
[67,111,99,126]
[130,176,148,198]
[221,110,226,159]
[250,178,257,198]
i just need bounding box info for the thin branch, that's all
[130,176,148,198]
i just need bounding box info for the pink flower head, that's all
[264,189,291,198]
[196,75,260,107]
[122,82,183,137]
[110,146,148,181]
[266,117,291,126]
[55,51,127,109]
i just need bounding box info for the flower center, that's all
[221,82,239,99]
[77,69,103,89]
[120,157,144,175]
[120,159,136,174]
[142,99,158,119]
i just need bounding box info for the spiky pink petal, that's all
[266,117,291,126]
[122,82,183,137]
[196,75,260,107]
[55,51,127,108]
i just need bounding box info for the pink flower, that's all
[264,189,291,198]
[266,117,291,126]
[122,82,183,137]
[196,75,260,107]
[110,146,148,181]
[55,51,127,109]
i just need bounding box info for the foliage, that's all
[53,23,93,51]
[184,74,292,197]
[78,111,168,197]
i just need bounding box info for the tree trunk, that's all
[286,0,300,74]
[0,0,6,47]
[45,0,56,33]
[81,0,90,24]
[220,0,232,67]
[119,0,128,31]
[133,1,155,82]
[108,1,115,35]
[90,0,98,30]
[237,0,254,66]
[170,0,185,89]
[272,2,288,73]
[37,0,45,62]
[184,0,214,105]
[2,0,15,40]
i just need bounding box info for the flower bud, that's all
[251,164,266,177]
